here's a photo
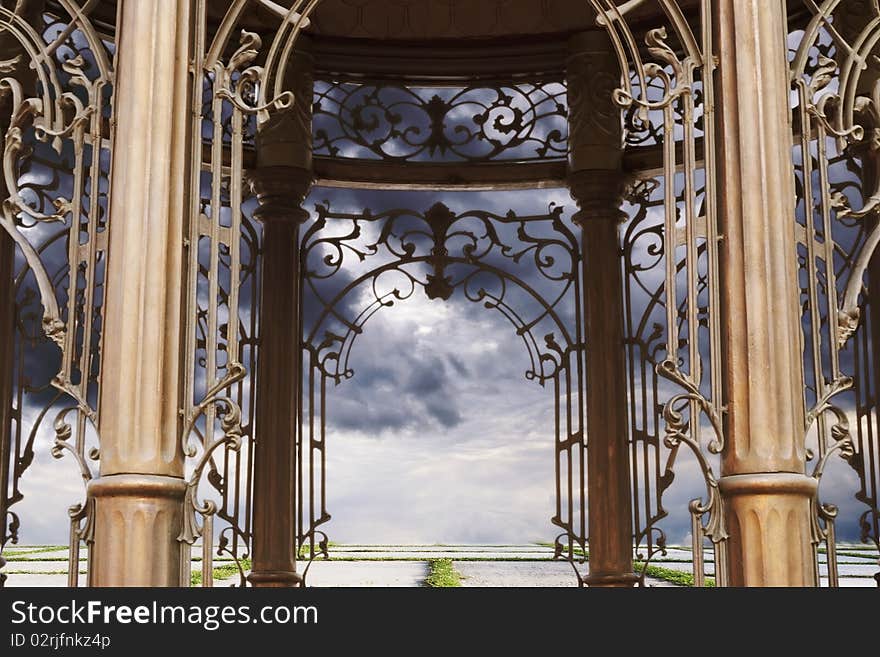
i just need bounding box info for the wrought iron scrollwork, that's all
[313,79,567,163]
[0,2,112,587]
[181,23,295,586]
[600,0,727,586]
[791,0,880,585]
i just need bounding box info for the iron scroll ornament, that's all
[0,2,113,587]
[791,0,880,583]
[312,79,568,164]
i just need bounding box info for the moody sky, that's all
[9,184,872,551]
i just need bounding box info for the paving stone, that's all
[303,560,428,587]
[455,560,579,587]
[2,561,81,573]
[4,574,71,587]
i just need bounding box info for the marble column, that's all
[88,0,194,586]
[567,31,637,587]
[713,0,815,586]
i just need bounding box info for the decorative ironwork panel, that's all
[312,79,568,163]
[179,9,282,586]
[192,0,734,588]
[790,0,880,586]
[298,197,588,579]
[597,0,728,586]
[0,2,113,587]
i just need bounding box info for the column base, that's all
[583,572,639,588]
[88,474,187,587]
[719,472,817,587]
[246,570,304,587]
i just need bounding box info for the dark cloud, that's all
[447,354,469,378]
[406,357,449,394]
[422,398,462,429]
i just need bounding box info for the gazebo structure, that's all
[0,0,878,587]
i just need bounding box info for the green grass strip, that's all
[636,562,716,587]
[423,558,462,587]
[3,546,69,557]
[191,558,252,586]
[5,570,87,576]
[4,557,84,562]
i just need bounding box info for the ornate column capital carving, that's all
[566,30,625,226]
[566,30,622,175]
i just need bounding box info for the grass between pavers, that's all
[3,546,68,557]
[191,558,252,586]
[5,571,87,576]
[423,559,462,587]
[534,541,588,559]
[635,562,716,587]
[824,551,880,560]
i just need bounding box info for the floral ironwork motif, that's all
[179,24,295,586]
[594,0,728,587]
[313,80,567,163]
[0,2,112,587]
[790,0,880,585]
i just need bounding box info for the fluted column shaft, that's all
[713,0,814,586]
[89,0,194,586]
[567,31,636,587]
[247,40,314,587]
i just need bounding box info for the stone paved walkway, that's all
[3,544,878,587]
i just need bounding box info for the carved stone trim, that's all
[88,474,187,587]
[718,473,818,497]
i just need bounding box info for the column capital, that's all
[566,29,622,174]
[565,29,625,226]
[256,35,314,171]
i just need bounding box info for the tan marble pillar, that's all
[567,31,637,587]
[246,40,313,587]
[713,0,815,586]
[88,0,194,586]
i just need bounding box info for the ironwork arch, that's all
[194,0,731,587]
[296,198,589,576]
